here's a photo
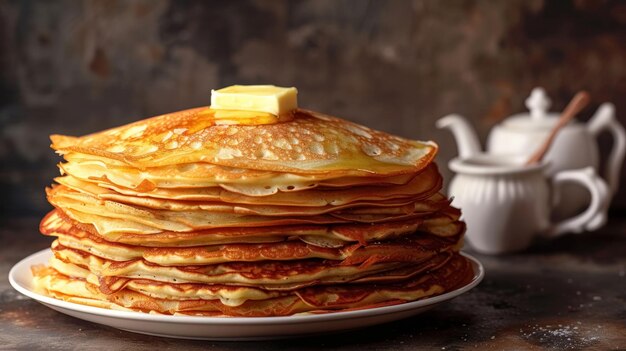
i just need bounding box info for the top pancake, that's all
[51,108,437,176]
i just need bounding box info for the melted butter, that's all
[188,108,294,132]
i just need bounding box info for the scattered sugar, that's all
[520,323,603,350]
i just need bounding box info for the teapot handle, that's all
[547,167,609,237]
[588,103,626,195]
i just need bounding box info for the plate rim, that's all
[9,249,484,325]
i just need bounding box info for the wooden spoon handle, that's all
[526,91,591,165]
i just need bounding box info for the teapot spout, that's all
[436,114,482,158]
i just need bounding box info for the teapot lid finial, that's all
[525,87,551,120]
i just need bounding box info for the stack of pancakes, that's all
[34,107,474,316]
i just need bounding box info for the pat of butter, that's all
[210,85,298,116]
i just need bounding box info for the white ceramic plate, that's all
[9,249,484,340]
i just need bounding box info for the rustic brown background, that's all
[2,0,626,218]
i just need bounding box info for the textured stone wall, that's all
[2,0,626,217]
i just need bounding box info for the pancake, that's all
[48,184,430,217]
[50,231,460,288]
[51,227,462,265]
[50,252,457,302]
[55,162,442,206]
[59,152,421,194]
[51,108,437,176]
[47,187,451,234]
[41,208,463,247]
[52,241,407,289]
[33,253,473,316]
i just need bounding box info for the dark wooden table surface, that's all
[1,215,625,350]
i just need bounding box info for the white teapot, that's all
[437,88,626,217]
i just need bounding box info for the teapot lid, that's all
[501,87,579,131]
